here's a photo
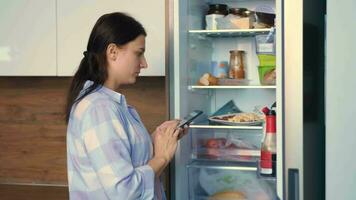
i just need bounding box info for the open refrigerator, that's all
[168,0,307,199]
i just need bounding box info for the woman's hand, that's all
[152,119,189,140]
[148,120,180,177]
[152,120,180,162]
[178,124,189,140]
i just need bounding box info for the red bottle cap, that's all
[262,107,270,115]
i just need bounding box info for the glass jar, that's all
[205,4,228,30]
[207,4,228,15]
[229,8,249,17]
[229,50,245,79]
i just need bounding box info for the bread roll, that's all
[208,190,247,200]
[198,73,218,86]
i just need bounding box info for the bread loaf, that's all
[208,190,247,200]
[198,73,218,86]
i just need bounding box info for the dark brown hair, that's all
[65,12,146,123]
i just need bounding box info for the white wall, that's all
[326,0,356,199]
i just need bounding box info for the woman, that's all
[65,12,184,200]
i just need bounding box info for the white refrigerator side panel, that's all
[326,0,356,199]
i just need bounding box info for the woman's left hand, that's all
[177,125,189,140]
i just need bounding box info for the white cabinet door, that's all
[57,0,165,76]
[0,0,56,76]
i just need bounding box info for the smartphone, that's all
[177,110,203,128]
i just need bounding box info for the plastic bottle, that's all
[260,109,276,177]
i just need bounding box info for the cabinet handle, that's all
[288,168,299,200]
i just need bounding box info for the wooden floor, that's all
[0,184,68,200]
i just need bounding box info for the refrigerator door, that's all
[283,0,304,199]
[284,0,326,199]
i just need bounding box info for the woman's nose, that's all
[140,57,148,68]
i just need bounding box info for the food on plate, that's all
[229,113,262,123]
[198,73,219,86]
[208,190,247,200]
[212,113,264,123]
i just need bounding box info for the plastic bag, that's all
[199,168,277,199]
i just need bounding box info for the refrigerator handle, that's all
[288,168,299,200]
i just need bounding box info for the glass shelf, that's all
[189,85,276,89]
[187,160,258,171]
[189,120,263,130]
[188,28,272,37]
[190,124,263,130]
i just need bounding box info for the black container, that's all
[229,8,248,17]
[207,4,228,15]
[255,12,276,27]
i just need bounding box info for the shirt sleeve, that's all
[80,103,155,200]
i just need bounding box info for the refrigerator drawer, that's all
[191,129,261,162]
[187,161,277,200]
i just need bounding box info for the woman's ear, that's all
[106,43,118,61]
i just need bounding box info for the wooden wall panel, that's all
[0,184,68,200]
[0,77,166,184]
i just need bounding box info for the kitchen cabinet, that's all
[57,0,165,76]
[0,0,56,76]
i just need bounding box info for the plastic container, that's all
[212,61,228,78]
[255,12,275,27]
[191,129,261,162]
[187,161,277,200]
[258,66,276,85]
[255,34,275,54]
[254,4,276,28]
[258,54,276,66]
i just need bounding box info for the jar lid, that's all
[229,8,248,16]
[229,50,245,54]
[209,4,228,10]
[208,4,228,15]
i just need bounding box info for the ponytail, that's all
[65,51,107,123]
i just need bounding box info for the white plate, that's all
[208,113,264,126]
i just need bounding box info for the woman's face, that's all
[107,35,147,87]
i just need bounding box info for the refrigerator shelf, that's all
[187,160,257,171]
[189,85,276,89]
[192,156,260,164]
[188,28,272,37]
[189,124,263,130]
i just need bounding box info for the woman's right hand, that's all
[148,120,180,176]
[152,120,180,163]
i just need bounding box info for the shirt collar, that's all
[82,80,127,105]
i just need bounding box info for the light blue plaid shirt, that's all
[67,80,165,200]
